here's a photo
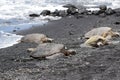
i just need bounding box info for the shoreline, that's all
[0,9,120,80]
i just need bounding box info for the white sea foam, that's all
[0,31,23,49]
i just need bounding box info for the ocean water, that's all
[0,0,120,49]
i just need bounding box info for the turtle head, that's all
[112,32,120,37]
[67,49,76,55]
[46,38,54,42]
[96,37,108,47]
[97,41,104,46]
[101,30,120,39]
[63,49,76,56]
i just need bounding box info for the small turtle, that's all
[85,27,119,39]
[27,43,76,59]
[20,33,53,44]
[80,35,109,48]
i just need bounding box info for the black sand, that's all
[0,13,120,80]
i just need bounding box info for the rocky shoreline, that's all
[0,5,120,80]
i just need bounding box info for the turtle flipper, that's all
[61,49,76,56]
[27,48,36,53]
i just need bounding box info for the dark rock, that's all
[51,10,68,17]
[95,5,107,15]
[69,31,74,35]
[51,9,60,16]
[59,10,68,17]
[86,11,92,15]
[93,6,114,16]
[105,8,115,15]
[80,9,89,15]
[115,12,120,16]
[114,8,120,16]
[40,10,51,16]
[92,11,100,15]
[13,30,17,32]
[67,7,78,15]
[63,4,77,9]
[114,8,120,12]
[29,14,40,17]
[99,9,106,14]
[99,5,107,11]
[114,22,120,25]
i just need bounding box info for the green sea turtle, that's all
[85,27,119,39]
[27,43,76,59]
[20,33,53,44]
[83,35,108,48]
[81,35,120,48]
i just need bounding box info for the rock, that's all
[40,10,51,16]
[87,11,93,15]
[51,10,68,17]
[92,10,105,15]
[92,11,100,15]
[69,31,74,35]
[13,30,17,32]
[29,13,40,17]
[99,13,106,17]
[114,8,120,16]
[67,7,78,15]
[51,9,60,16]
[80,9,89,15]
[99,5,107,11]
[63,4,77,9]
[115,12,120,16]
[105,8,115,15]
[59,10,68,17]
[92,5,107,16]
[114,22,120,25]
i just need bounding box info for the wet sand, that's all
[0,12,120,80]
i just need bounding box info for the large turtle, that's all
[85,27,119,39]
[20,33,53,44]
[81,35,108,48]
[27,43,76,59]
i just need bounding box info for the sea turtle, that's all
[27,43,76,59]
[80,35,109,48]
[20,33,53,44]
[85,27,119,39]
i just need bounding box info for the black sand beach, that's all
[0,9,120,80]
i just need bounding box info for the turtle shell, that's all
[30,43,65,59]
[21,33,47,44]
[85,27,112,38]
